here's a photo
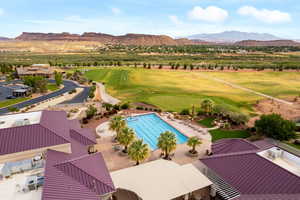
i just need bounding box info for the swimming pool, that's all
[126,113,188,150]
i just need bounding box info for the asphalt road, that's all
[0,80,90,115]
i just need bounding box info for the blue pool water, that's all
[126,113,188,150]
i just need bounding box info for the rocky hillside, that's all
[16,32,201,46]
[235,40,300,47]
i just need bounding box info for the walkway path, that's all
[97,82,120,105]
[198,74,293,105]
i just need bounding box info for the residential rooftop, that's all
[0,111,42,129]
[198,139,300,200]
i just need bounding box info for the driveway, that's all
[0,80,90,115]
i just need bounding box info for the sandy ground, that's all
[24,88,83,112]
[248,98,300,126]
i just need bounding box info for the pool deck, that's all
[94,136,211,172]
[94,112,212,171]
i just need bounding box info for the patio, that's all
[94,136,211,171]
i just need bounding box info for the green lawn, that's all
[47,84,60,91]
[84,68,300,115]
[209,129,251,142]
[85,68,261,114]
[198,117,215,128]
[0,97,30,108]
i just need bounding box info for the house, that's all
[111,159,213,200]
[0,110,115,200]
[194,139,300,200]
[16,64,54,78]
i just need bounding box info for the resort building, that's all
[111,159,213,200]
[0,110,115,200]
[194,139,300,200]
[16,64,54,78]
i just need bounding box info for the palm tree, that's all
[187,137,202,154]
[109,116,126,139]
[118,127,135,153]
[157,131,177,160]
[128,139,150,165]
[201,99,214,115]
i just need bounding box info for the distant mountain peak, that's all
[187,31,282,43]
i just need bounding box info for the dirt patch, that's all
[248,97,300,126]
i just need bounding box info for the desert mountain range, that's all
[0,31,299,46]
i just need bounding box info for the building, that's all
[111,159,213,200]
[194,139,300,200]
[0,110,115,200]
[16,64,54,78]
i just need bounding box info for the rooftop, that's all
[0,110,96,156]
[111,159,212,200]
[0,169,43,200]
[258,147,300,176]
[0,111,42,129]
[42,149,115,200]
[199,139,300,200]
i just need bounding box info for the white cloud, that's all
[168,15,182,25]
[188,6,228,23]
[238,6,291,24]
[0,8,4,16]
[111,7,121,15]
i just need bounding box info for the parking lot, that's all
[0,80,90,115]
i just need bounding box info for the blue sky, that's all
[0,0,299,38]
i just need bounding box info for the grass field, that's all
[47,84,60,92]
[198,117,215,128]
[0,97,30,108]
[85,68,300,114]
[210,129,251,142]
[208,72,300,99]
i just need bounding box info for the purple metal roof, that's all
[42,150,115,200]
[0,124,68,155]
[70,129,96,146]
[212,139,260,155]
[0,111,96,156]
[201,151,300,196]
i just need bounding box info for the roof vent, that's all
[12,119,31,127]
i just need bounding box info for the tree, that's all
[255,114,296,141]
[85,105,97,119]
[128,139,150,165]
[157,131,177,160]
[201,99,214,115]
[109,116,126,139]
[187,137,202,154]
[118,127,136,153]
[54,71,63,86]
[23,76,48,93]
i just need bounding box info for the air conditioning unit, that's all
[267,149,282,160]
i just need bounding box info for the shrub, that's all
[86,105,97,119]
[8,106,19,112]
[121,103,130,110]
[255,114,296,141]
[180,109,190,115]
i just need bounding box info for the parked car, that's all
[6,95,16,99]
